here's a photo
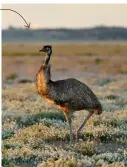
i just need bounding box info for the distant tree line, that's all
[2,26,127,42]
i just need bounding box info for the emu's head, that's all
[39,45,52,56]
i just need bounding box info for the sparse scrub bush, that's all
[117,68,127,74]
[6,73,17,80]
[16,111,66,128]
[95,58,102,64]
[98,78,112,86]
[76,51,96,56]
[74,141,95,156]
[38,157,78,167]
[106,94,120,100]
[18,79,32,84]
[85,52,95,56]
[2,128,15,140]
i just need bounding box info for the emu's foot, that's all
[69,139,74,146]
[75,132,83,143]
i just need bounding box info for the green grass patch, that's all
[106,94,120,100]
[18,79,32,84]
[117,68,127,74]
[6,73,18,80]
[98,78,112,86]
[16,110,66,128]
[76,51,97,56]
[2,128,15,140]
[2,52,45,56]
[94,58,102,64]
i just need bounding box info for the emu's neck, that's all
[36,53,51,96]
[44,52,51,65]
[43,52,51,83]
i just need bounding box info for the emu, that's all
[36,45,102,144]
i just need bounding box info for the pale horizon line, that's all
[2,24,127,30]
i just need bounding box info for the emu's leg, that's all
[63,111,74,144]
[76,112,93,142]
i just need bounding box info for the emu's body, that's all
[36,45,102,143]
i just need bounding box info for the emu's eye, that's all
[46,48,50,52]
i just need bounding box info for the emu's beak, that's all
[39,48,46,52]
[39,49,43,52]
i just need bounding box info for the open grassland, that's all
[2,42,127,167]
[3,42,127,57]
[2,42,127,77]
